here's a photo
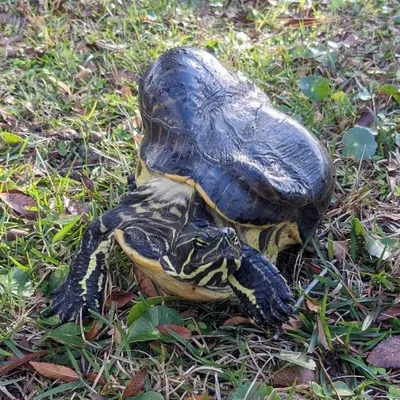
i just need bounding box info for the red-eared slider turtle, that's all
[51,47,334,327]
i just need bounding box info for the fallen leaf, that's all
[90,131,104,142]
[223,316,253,326]
[0,351,46,376]
[0,189,39,219]
[275,351,316,370]
[273,366,317,387]
[306,299,321,313]
[331,240,350,263]
[87,372,107,386]
[342,33,359,47]
[0,109,18,128]
[187,396,214,400]
[317,316,330,351]
[6,228,29,241]
[91,41,127,52]
[104,69,140,85]
[113,328,122,344]
[367,336,400,368]
[282,316,304,331]
[29,362,80,382]
[157,324,192,340]
[0,34,24,46]
[133,264,166,297]
[75,66,92,82]
[106,291,136,309]
[63,196,89,222]
[85,321,101,341]
[47,75,73,96]
[180,309,199,319]
[80,175,95,192]
[283,17,319,28]
[377,305,400,321]
[356,111,374,127]
[122,367,147,399]
[121,86,132,100]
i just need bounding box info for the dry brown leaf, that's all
[180,309,199,319]
[187,396,215,400]
[223,316,253,326]
[121,86,132,100]
[331,240,350,263]
[377,305,400,321]
[273,366,317,387]
[80,175,95,192]
[157,324,192,340]
[104,69,139,85]
[47,76,73,96]
[122,367,147,399]
[316,316,330,351]
[113,328,122,345]
[87,372,107,386]
[356,111,374,127]
[342,33,359,47]
[133,264,166,297]
[6,228,29,241]
[0,35,24,46]
[85,321,101,341]
[0,351,46,377]
[0,189,39,219]
[282,316,304,331]
[29,362,80,382]
[92,41,127,52]
[283,17,319,28]
[306,299,321,313]
[75,66,92,82]
[366,336,400,368]
[106,291,135,309]
[0,108,18,128]
[63,196,89,222]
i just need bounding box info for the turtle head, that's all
[168,225,242,285]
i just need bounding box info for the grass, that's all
[0,0,400,399]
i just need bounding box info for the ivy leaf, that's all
[45,323,85,347]
[275,351,316,370]
[304,44,338,66]
[1,131,24,145]
[127,306,183,342]
[228,382,274,400]
[378,84,400,103]
[332,381,354,396]
[298,76,330,101]
[342,126,377,160]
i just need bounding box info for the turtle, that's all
[51,47,334,327]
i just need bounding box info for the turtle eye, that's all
[193,237,208,250]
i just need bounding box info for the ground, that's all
[0,0,399,399]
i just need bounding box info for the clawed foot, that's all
[50,279,101,323]
[229,244,294,328]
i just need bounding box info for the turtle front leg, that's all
[51,210,128,322]
[228,243,294,327]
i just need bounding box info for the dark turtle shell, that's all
[138,47,334,240]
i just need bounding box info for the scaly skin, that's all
[228,243,294,327]
[51,178,294,326]
[51,209,129,322]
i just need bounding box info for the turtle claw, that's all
[229,244,295,328]
[51,280,94,323]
